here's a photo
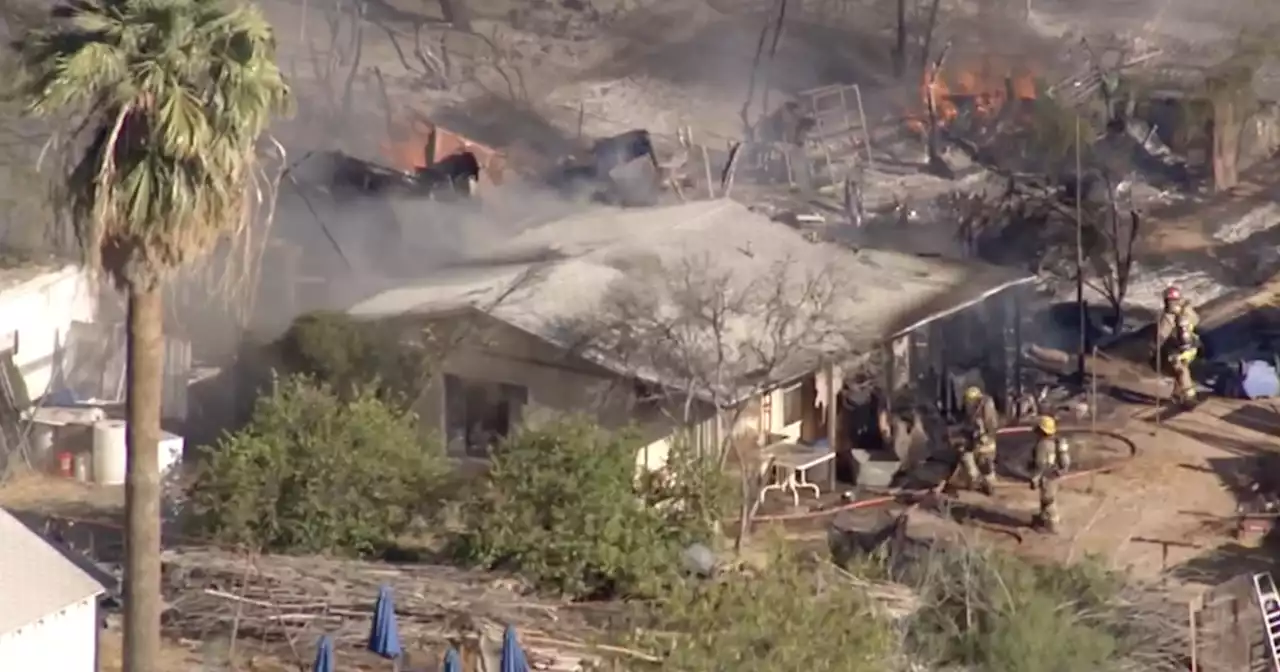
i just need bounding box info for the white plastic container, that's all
[92,421,187,485]
[158,431,184,475]
[92,419,128,486]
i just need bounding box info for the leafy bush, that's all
[270,311,431,403]
[451,417,729,599]
[632,545,896,672]
[186,375,448,555]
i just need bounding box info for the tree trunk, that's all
[437,0,471,31]
[122,285,164,672]
[893,0,906,78]
[1213,95,1241,191]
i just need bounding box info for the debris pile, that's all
[160,547,624,670]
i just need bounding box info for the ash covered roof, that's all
[0,259,79,296]
[350,200,1033,388]
[0,508,109,638]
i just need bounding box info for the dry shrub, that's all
[862,538,1188,672]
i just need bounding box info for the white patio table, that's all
[757,442,836,507]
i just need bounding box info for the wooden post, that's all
[826,360,838,491]
[1090,345,1098,434]
[1190,596,1198,672]
[701,145,716,199]
[822,143,835,190]
[853,84,874,171]
[1154,311,1164,430]
[721,142,742,196]
[838,85,852,134]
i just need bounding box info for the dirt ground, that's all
[4,392,1280,669]
[10,0,1280,667]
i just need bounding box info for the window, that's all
[633,379,663,413]
[444,374,528,457]
[781,382,805,427]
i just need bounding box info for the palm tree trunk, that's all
[122,284,164,672]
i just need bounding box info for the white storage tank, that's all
[92,420,127,486]
[92,421,186,485]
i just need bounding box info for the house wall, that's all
[0,595,99,672]
[0,266,97,399]
[414,313,841,474]
[417,316,692,465]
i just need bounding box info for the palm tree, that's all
[16,0,290,668]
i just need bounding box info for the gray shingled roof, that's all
[0,508,108,637]
[349,200,1033,390]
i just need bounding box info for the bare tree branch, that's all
[550,254,857,550]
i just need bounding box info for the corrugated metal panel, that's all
[61,321,125,403]
[162,337,191,422]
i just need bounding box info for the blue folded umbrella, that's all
[368,584,403,660]
[312,635,335,672]
[442,647,463,672]
[501,625,529,672]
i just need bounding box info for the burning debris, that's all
[907,55,1040,138]
[320,151,481,201]
[545,128,667,206]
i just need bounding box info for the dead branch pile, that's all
[160,546,636,671]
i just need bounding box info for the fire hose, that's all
[748,425,1140,536]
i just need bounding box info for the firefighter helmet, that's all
[1037,415,1058,436]
[1163,286,1182,302]
[963,386,983,402]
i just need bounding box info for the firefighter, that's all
[1155,286,1202,407]
[1029,415,1070,533]
[959,385,1000,495]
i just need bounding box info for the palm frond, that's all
[15,0,292,287]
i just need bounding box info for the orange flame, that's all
[377,115,509,188]
[906,57,1039,133]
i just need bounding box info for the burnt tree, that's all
[1202,28,1275,192]
[555,254,853,551]
[1086,203,1141,334]
[436,0,471,31]
[893,0,906,78]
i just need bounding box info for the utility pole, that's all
[1075,116,1087,381]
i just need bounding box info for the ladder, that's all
[1253,572,1280,671]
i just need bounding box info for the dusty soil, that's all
[11,0,1280,666]
[1141,158,1280,256]
[911,396,1280,605]
[4,392,1278,669]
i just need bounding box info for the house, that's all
[348,199,1035,472]
[0,508,110,671]
[0,262,97,399]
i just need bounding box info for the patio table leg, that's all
[795,468,821,499]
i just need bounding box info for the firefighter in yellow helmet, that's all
[1155,286,1201,407]
[959,385,1000,495]
[1029,415,1071,533]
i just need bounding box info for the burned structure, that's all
[879,278,1032,424]
[543,128,666,206]
[345,200,1033,481]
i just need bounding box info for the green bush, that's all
[270,311,431,403]
[185,374,448,555]
[633,546,896,672]
[451,417,729,599]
